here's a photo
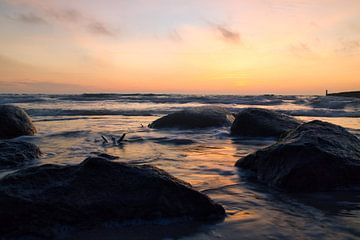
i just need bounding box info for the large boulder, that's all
[235,120,360,192]
[149,106,235,129]
[230,108,301,137]
[0,140,41,169]
[0,157,225,237]
[0,105,36,139]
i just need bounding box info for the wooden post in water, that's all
[326,90,328,96]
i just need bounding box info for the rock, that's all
[235,120,360,192]
[0,105,36,139]
[0,157,225,237]
[0,140,41,169]
[230,108,301,137]
[149,106,235,129]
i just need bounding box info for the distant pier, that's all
[325,90,360,98]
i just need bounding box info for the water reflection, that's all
[6,114,360,239]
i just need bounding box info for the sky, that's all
[0,0,359,94]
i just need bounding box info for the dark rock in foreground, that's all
[231,108,301,137]
[235,120,360,192]
[0,157,225,237]
[0,105,36,139]
[0,140,41,169]
[149,106,235,129]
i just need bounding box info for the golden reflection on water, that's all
[8,111,360,240]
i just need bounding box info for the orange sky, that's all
[0,0,359,94]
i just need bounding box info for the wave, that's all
[26,108,161,117]
[33,117,95,122]
[46,130,91,138]
[0,94,51,104]
[26,106,360,118]
[307,96,360,110]
[2,94,359,112]
[280,109,360,118]
[57,94,288,105]
[150,137,196,145]
[0,93,296,105]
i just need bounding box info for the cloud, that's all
[45,8,116,36]
[45,8,82,23]
[168,30,182,42]
[216,25,240,42]
[290,42,312,53]
[0,54,34,71]
[0,80,95,93]
[87,21,114,36]
[7,1,115,37]
[208,23,241,43]
[16,12,46,24]
[339,40,360,54]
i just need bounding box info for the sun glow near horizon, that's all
[0,0,359,94]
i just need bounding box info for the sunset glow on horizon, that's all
[0,0,359,94]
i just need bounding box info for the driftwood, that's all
[101,134,126,146]
[101,135,109,144]
[118,133,126,144]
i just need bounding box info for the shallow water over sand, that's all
[1,94,359,239]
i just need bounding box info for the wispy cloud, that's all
[207,22,241,43]
[87,22,114,36]
[289,42,312,56]
[168,29,183,42]
[216,25,241,43]
[339,40,360,54]
[16,12,46,24]
[46,8,82,23]
[8,1,116,37]
[0,80,95,93]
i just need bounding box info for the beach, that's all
[0,93,359,239]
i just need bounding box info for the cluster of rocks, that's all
[0,105,40,169]
[0,105,225,238]
[150,106,360,192]
[148,106,301,138]
[1,104,360,237]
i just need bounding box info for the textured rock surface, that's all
[231,108,301,137]
[0,157,225,237]
[0,140,41,169]
[0,105,36,139]
[149,106,235,129]
[235,120,360,192]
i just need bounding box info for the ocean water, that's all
[1,93,360,240]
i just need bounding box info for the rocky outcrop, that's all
[235,120,360,192]
[230,108,301,137]
[149,106,235,129]
[0,157,225,237]
[0,140,41,169]
[0,105,36,139]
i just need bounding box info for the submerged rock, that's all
[149,106,235,129]
[0,140,41,169]
[230,108,301,137]
[235,120,360,192]
[0,157,225,237]
[0,105,36,139]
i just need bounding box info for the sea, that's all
[1,93,359,240]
